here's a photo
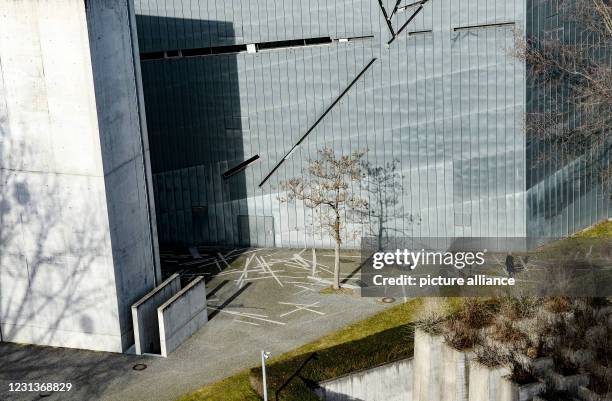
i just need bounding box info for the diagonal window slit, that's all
[222,155,260,179]
[395,0,428,14]
[376,0,396,36]
[387,1,429,45]
[258,57,378,188]
[408,29,432,36]
[257,37,332,51]
[453,21,515,31]
[140,36,356,61]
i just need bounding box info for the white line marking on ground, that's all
[259,256,283,287]
[279,302,325,317]
[234,319,260,326]
[207,307,286,325]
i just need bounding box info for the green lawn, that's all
[572,219,612,238]
[176,298,450,401]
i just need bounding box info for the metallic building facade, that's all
[133,0,607,248]
[525,0,611,237]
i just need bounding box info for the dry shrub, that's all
[416,298,451,335]
[442,299,497,350]
[474,344,509,368]
[589,373,612,396]
[510,360,538,385]
[458,298,497,328]
[552,350,580,375]
[544,296,572,313]
[493,319,529,345]
[444,316,481,350]
[500,297,542,320]
[587,324,612,368]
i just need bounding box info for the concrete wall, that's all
[412,329,445,401]
[131,273,180,355]
[85,0,161,351]
[158,277,207,357]
[468,360,511,401]
[440,342,472,401]
[316,358,413,401]
[0,0,158,352]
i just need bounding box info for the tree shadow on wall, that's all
[136,16,251,247]
[361,159,421,251]
[0,111,137,399]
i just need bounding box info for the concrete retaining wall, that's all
[412,329,445,401]
[158,277,208,357]
[131,273,180,355]
[468,360,512,401]
[316,358,413,401]
[441,342,472,401]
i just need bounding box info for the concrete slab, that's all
[158,277,208,357]
[131,273,181,355]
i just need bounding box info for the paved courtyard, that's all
[0,247,393,401]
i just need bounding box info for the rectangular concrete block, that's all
[441,342,472,401]
[131,273,181,355]
[412,328,445,401]
[157,277,208,357]
[468,360,511,401]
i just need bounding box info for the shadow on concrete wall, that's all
[0,117,121,399]
[136,16,250,248]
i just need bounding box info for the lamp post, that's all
[261,350,271,401]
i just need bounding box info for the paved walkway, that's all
[0,248,391,401]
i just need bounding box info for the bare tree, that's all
[280,148,368,290]
[513,0,612,191]
[361,159,420,251]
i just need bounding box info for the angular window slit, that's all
[222,155,260,179]
[165,50,181,58]
[408,29,432,36]
[257,39,304,50]
[210,44,247,55]
[304,37,333,46]
[334,35,375,42]
[397,0,428,13]
[453,21,515,31]
[140,51,164,61]
[181,47,212,57]
[376,0,396,36]
[257,37,332,51]
[259,57,378,187]
[387,3,426,45]
[141,37,334,61]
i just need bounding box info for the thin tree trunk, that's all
[333,214,341,289]
[312,248,317,277]
[333,240,341,290]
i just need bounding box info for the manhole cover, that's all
[382,297,396,303]
[132,363,147,371]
